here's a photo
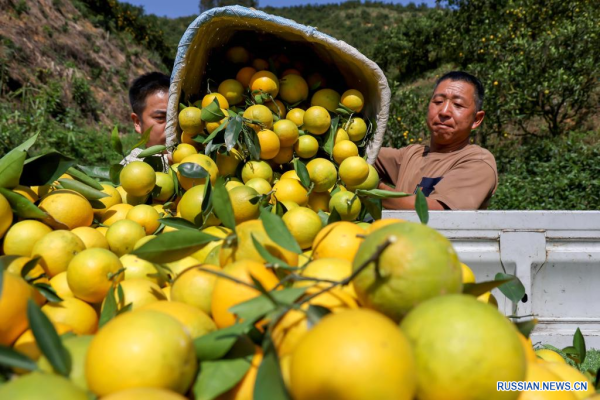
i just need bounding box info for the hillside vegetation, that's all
[0,0,598,209]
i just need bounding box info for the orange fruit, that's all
[101,203,134,226]
[293,135,319,159]
[101,388,189,400]
[154,171,175,202]
[0,192,12,239]
[13,323,74,366]
[266,99,287,119]
[111,279,167,311]
[216,148,244,178]
[93,183,122,218]
[39,190,93,230]
[116,186,147,206]
[286,108,305,127]
[312,221,364,262]
[211,260,279,328]
[518,363,578,400]
[347,117,368,142]
[177,153,219,190]
[12,185,38,202]
[49,271,75,299]
[141,300,216,339]
[353,222,462,321]
[67,248,124,303]
[218,79,244,105]
[341,89,365,112]
[201,93,229,109]
[366,218,405,234]
[303,106,331,135]
[333,140,359,164]
[0,373,89,399]
[272,178,308,206]
[229,185,261,225]
[311,88,341,112]
[271,146,294,165]
[120,161,156,197]
[171,264,220,315]
[400,295,526,400]
[334,127,350,143]
[243,104,273,132]
[85,310,197,396]
[345,165,379,191]
[241,160,273,183]
[252,58,269,71]
[106,219,146,257]
[219,219,298,267]
[190,226,232,263]
[250,70,279,98]
[339,156,369,186]
[127,204,161,235]
[273,119,299,147]
[42,296,98,334]
[2,220,52,256]
[32,230,86,277]
[236,66,257,88]
[257,129,281,160]
[226,46,249,64]
[461,262,476,284]
[306,158,337,192]
[218,344,262,400]
[206,108,229,134]
[178,107,203,135]
[120,254,164,287]
[279,74,309,104]
[308,190,330,212]
[290,309,416,400]
[71,226,109,250]
[245,178,272,195]
[282,207,323,249]
[306,72,326,89]
[172,143,198,164]
[0,271,33,345]
[329,190,362,221]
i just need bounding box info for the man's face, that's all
[131,90,168,147]
[426,79,484,147]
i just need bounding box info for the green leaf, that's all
[201,180,213,213]
[259,209,302,254]
[110,126,123,156]
[574,327,586,365]
[179,103,187,111]
[0,187,47,219]
[66,167,103,191]
[27,299,71,376]
[138,145,167,158]
[57,179,109,200]
[293,159,311,189]
[0,345,38,371]
[362,197,382,220]
[225,116,243,151]
[514,319,537,339]
[109,164,123,186]
[323,115,339,156]
[178,162,208,180]
[251,234,293,270]
[33,283,63,303]
[230,287,306,323]
[0,147,26,189]
[193,336,255,400]
[327,206,342,225]
[415,188,429,225]
[98,285,118,329]
[495,273,526,303]
[75,165,111,181]
[202,98,226,122]
[20,257,41,280]
[244,129,261,161]
[20,152,75,187]
[212,177,236,231]
[144,155,165,173]
[132,231,220,263]
[158,217,199,231]
[126,126,153,156]
[462,278,513,297]
[202,118,229,144]
[317,210,329,227]
[194,323,251,361]
[306,304,332,328]
[254,337,290,400]
[0,134,38,188]
[355,189,411,199]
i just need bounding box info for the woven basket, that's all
[165,5,390,164]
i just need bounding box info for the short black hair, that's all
[129,72,170,116]
[434,71,485,111]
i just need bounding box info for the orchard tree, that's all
[199,0,258,13]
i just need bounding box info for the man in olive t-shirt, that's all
[376,71,498,210]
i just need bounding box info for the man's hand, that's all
[378,182,445,211]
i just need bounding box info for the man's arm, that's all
[378,182,445,210]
